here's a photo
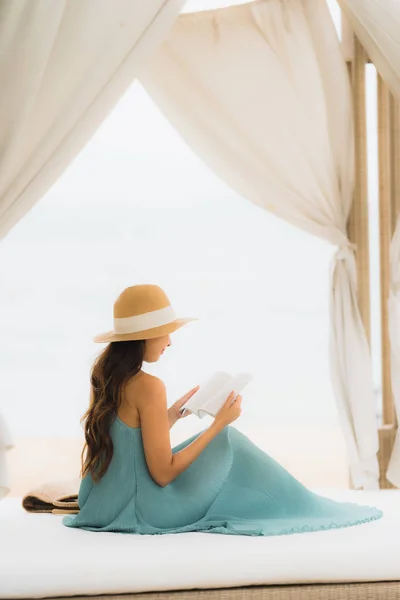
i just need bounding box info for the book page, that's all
[199,372,253,418]
[179,372,232,416]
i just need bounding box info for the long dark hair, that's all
[80,340,145,483]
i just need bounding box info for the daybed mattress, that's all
[1,488,399,599]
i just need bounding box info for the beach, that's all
[7,424,350,497]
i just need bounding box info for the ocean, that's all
[0,0,382,442]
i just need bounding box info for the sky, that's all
[0,0,382,438]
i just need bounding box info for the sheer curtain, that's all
[0,0,185,499]
[0,413,13,500]
[139,0,380,488]
[388,216,400,486]
[338,0,400,486]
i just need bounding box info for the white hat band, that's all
[113,305,177,334]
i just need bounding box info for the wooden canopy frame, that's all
[342,16,399,489]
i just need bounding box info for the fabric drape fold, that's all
[0,0,185,499]
[139,0,379,488]
[0,412,14,500]
[0,0,185,241]
[338,0,400,487]
[387,215,400,487]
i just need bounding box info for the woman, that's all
[63,284,383,536]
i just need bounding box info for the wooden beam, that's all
[378,75,395,426]
[390,94,400,236]
[341,20,372,489]
[375,76,399,489]
[341,13,399,489]
[346,36,371,344]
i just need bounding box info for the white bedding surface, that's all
[1,489,400,599]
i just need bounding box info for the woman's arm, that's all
[167,407,179,429]
[136,376,224,487]
[168,420,223,484]
[167,384,200,429]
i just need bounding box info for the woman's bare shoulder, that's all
[118,372,164,428]
[130,371,165,389]
[119,372,166,428]
[125,371,166,405]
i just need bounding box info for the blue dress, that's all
[62,415,383,536]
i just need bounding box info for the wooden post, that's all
[389,94,400,430]
[378,75,394,426]
[341,14,399,490]
[341,22,371,489]
[389,96,400,440]
[345,36,371,345]
[377,79,397,489]
[390,94,400,237]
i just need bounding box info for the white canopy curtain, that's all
[0,412,13,501]
[337,0,400,487]
[337,0,400,100]
[0,0,185,499]
[387,216,400,487]
[139,0,380,489]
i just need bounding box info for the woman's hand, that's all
[214,391,242,428]
[170,385,200,420]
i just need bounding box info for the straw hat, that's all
[93,284,198,343]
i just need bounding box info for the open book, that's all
[179,371,253,419]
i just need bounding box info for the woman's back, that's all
[116,369,147,429]
[62,414,236,534]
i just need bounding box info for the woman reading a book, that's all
[63,284,383,536]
